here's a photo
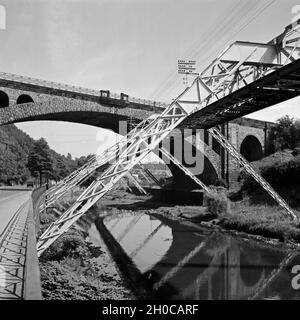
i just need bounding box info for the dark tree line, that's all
[0,124,92,186]
[27,138,93,186]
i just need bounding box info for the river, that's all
[80,209,300,300]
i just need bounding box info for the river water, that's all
[82,210,300,300]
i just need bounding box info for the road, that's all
[0,190,31,237]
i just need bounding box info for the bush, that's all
[260,156,300,185]
[240,154,300,192]
[204,187,231,217]
[292,147,300,157]
[40,228,91,262]
[39,211,57,229]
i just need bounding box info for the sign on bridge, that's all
[177,60,198,75]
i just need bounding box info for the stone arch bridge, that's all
[0,72,274,188]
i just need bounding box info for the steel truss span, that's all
[37,21,300,256]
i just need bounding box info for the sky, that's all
[0,0,300,158]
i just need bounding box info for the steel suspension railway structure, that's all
[36,21,300,257]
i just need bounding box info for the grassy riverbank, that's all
[219,200,300,243]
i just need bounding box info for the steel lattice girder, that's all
[179,21,300,129]
[37,22,300,256]
[181,58,300,129]
[40,117,154,211]
[44,118,149,197]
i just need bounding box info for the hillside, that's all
[0,124,83,186]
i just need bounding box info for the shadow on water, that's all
[78,209,300,300]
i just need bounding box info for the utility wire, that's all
[149,0,258,100]
[148,0,245,100]
[165,0,275,99]
[149,0,277,102]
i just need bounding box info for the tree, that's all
[54,156,69,181]
[75,154,93,167]
[269,115,300,151]
[27,138,53,185]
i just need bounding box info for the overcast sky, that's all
[1,0,300,157]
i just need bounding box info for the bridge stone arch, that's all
[167,154,219,190]
[159,129,220,189]
[226,119,274,186]
[0,98,152,134]
[240,135,264,162]
[230,119,266,159]
[0,90,9,108]
[17,94,34,104]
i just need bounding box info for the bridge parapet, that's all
[0,71,168,111]
[24,187,45,300]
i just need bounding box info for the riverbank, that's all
[219,200,300,244]
[39,205,134,300]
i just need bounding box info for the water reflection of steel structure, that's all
[79,209,300,300]
[175,239,266,300]
[116,215,144,243]
[129,223,164,259]
[106,214,173,273]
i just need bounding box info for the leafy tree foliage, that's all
[27,138,53,182]
[269,115,300,151]
[0,125,32,185]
